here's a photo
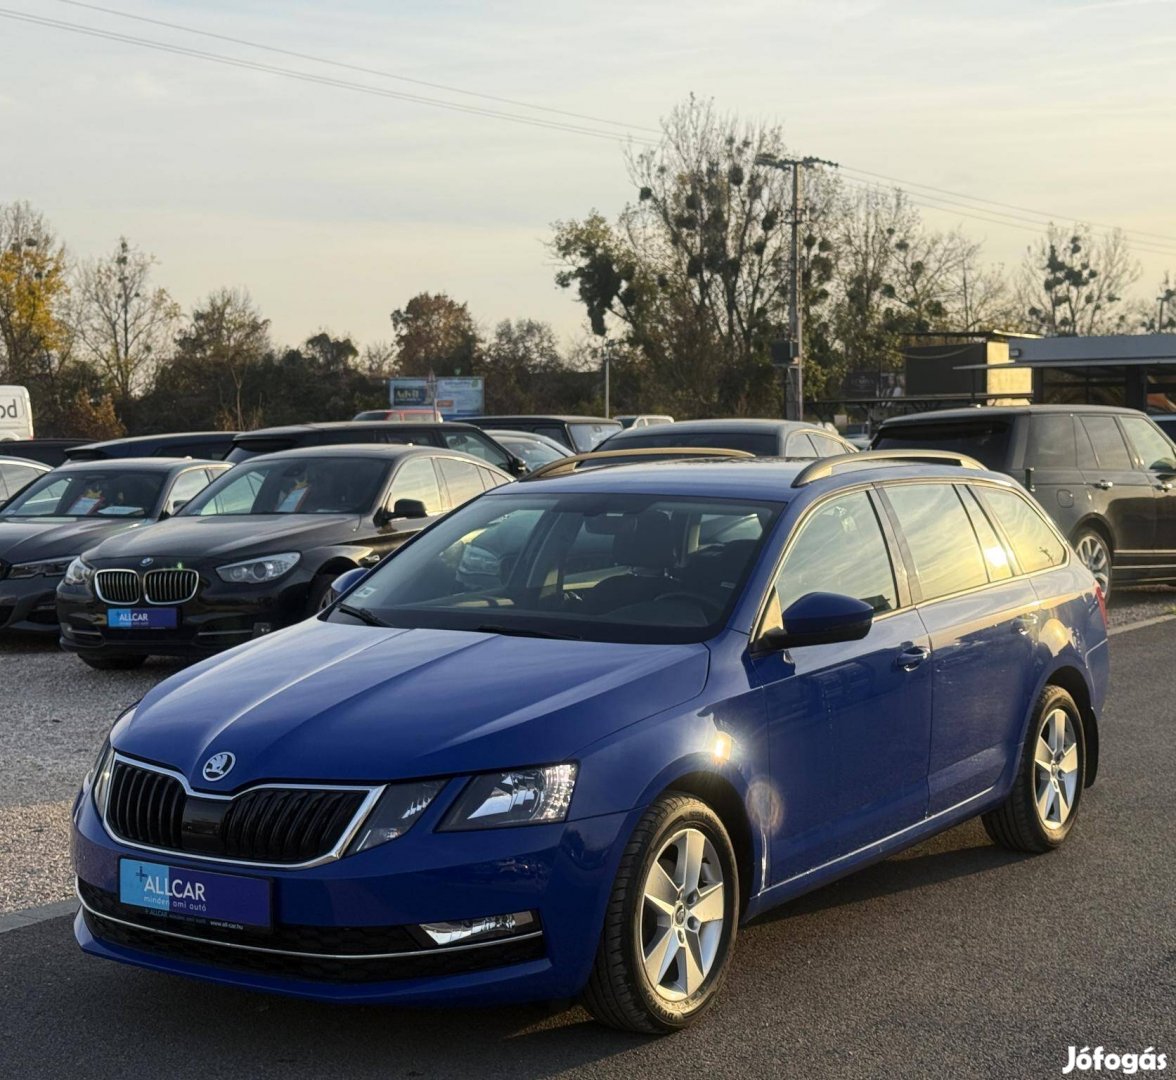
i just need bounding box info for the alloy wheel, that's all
[639,827,726,1002]
[1075,534,1110,594]
[1033,707,1079,830]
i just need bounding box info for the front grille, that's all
[143,568,199,604]
[94,569,140,605]
[107,761,185,849]
[81,904,545,984]
[104,759,372,866]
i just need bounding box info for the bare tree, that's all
[73,238,180,399]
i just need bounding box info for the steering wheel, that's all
[652,591,723,622]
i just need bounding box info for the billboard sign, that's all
[389,377,484,419]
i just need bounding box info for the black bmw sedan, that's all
[0,458,227,634]
[57,444,510,668]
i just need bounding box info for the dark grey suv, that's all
[872,405,1176,598]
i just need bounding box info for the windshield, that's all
[606,430,779,455]
[873,421,1013,470]
[569,422,623,452]
[329,491,780,644]
[1,468,165,518]
[182,457,388,516]
[497,437,565,468]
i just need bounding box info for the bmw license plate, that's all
[107,608,178,630]
[119,858,271,930]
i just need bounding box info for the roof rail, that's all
[521,446,755,481]
[791,449,985,488]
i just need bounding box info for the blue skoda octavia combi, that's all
[72,451,1109,1033]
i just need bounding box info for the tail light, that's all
[1094,584,1108,627]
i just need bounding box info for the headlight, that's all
[440,764,578,831]
[86,740,115,816]
[216,552,300,584]
[346,779,447,855]
[9,555,79,579]
[62,557,94,587]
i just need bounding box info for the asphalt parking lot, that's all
[1,593,1174,1078]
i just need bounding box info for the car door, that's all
[365,456,448,564]
[1076,414,1156,559]
[879,481,1042,815]
[1118,414,1176,568]
[749,487,931,884]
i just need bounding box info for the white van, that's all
[0,386,33,441]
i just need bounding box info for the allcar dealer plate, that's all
[119,859,272,930]
[107,608,178,630]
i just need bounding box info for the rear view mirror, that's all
[759,592,874,650]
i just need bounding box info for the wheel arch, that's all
[1043,663,1100,787]
[1070,515,1114,553]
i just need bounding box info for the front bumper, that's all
[72,787,634,1005]
[0,575,62,633]
[57,569,315,657]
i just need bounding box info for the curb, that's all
[0,900,77,935]
[1108,611,1176,638]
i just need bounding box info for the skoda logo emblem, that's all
[202,752,236,782]
[140,557,154,568]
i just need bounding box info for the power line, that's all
[0,8,660,145]
[52,0,664,137]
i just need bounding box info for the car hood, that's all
[115,619,710,788]
[84,513,359,563]
[0,517,150,563]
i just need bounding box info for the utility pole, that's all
[755,154,838,421]
[602,339,611,418]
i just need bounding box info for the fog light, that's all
[419,910,537,947]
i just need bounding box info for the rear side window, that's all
[442,430,511,469]
[477,466,508,491]
[772,491,898,615]
[437,457,483,508]
[1027,415,1077,469]
[884,483,988,601]
[1120,416,1176,472]
[977,486,1067,574]
[1079,416,1131,470]
[389,457,444,515]
[874,421,1012,471]
[783,433,818,458]
[809,433,849,458]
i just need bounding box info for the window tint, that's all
[1027,415,1077,469]
[977,486,1067,574]
[477,466,508,491]
[1120,416,1176,472]
[166,470,211,514]
[437,457,484,507]
[441,430,510,468]
[784,433,818,458]
[959,487,1012,581]
[186,458,385,515]
[1,469,165,518]
[607,430,780,455]
[773,491,897,616]
[1079,416,1131,470]
[389,457,443,514]
[534,425,570,447]
[885,483,988,601]
[569,423,622,452]
[0,462,42,498]
[874,421,1012,470]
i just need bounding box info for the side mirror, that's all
[327,567,368,604]
[508,455,529,477]
[758,592,874,651]
[380,498,428,523]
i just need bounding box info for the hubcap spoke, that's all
[1034,736,1054,771]
[681,931,706,995]
[682,830,706,895]
[1060,743,1079,775]
[1037,780,1054,824]
[644,861,679,917]
[643,926,678,986]
[691,882,725,924]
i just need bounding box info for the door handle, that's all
[1092,480,1114,491]
[895,645,930,671]
[1013,613,1039,636]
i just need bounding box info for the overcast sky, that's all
[2,0,1175,348]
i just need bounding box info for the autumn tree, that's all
[1017,224,1140,336]
[72,237,180,400]
[390,292,480,377]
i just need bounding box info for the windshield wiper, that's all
[335,603,390,628]
[474,623,582,641]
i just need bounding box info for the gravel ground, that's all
[1,584,1173,915]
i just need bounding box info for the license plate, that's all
[119,858,271,930]
[108,608,178,630]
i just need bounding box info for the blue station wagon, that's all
[72,450,1109,1033]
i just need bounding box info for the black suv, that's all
[66,431,237,461]
[226,421,526,476]
[872,405,1176,597]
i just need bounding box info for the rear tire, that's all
[78,654,147,671]
[582,793,739,1035]
[982,685,1085,853]
[306,573,338,616]
[1072,527,1112,600]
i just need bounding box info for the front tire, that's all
[983,685,1086,853]
[1073,527,1112,600]
[582,793,739,1034]
[78,654,147,671]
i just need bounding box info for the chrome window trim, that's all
[100,753,385,870]
[76,883,543,961]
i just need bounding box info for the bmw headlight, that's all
[10,555,79,579]
[62,557,95,587]
[216,552,300,584]
[440,764,578,830]
[346,780,447,855]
